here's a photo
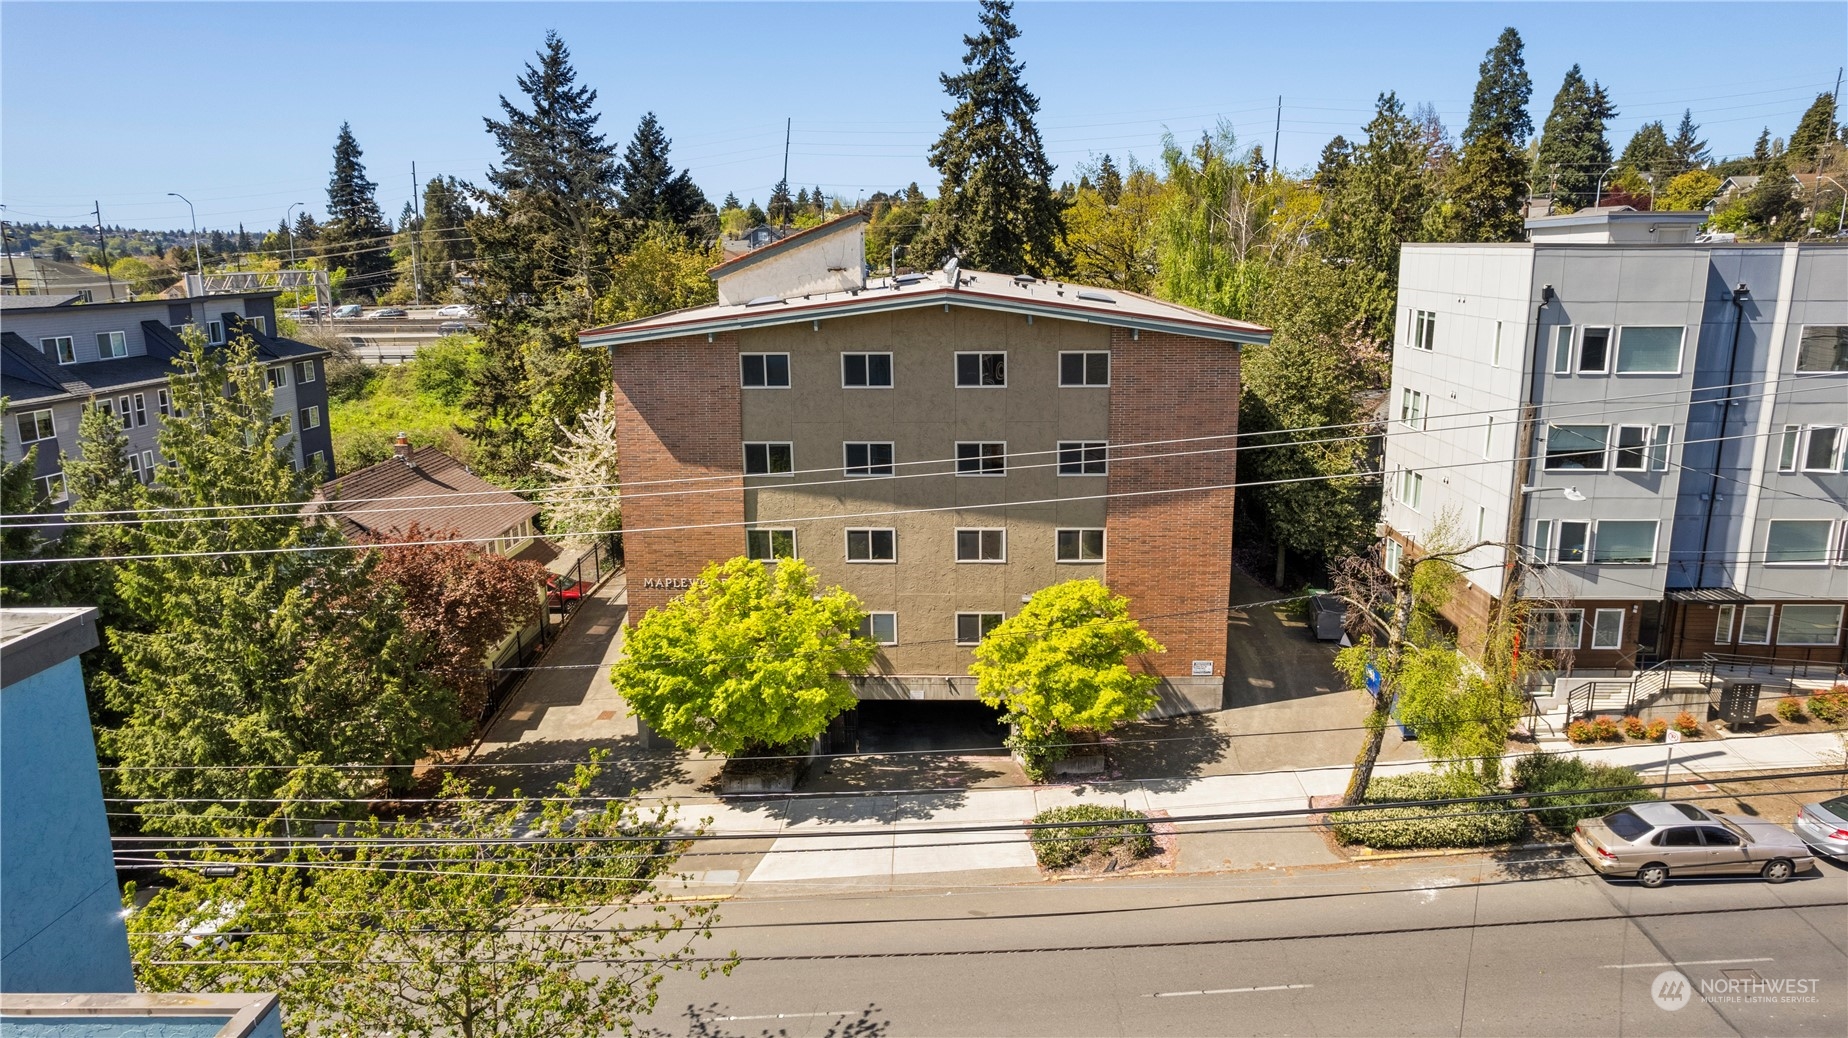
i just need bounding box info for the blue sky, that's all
[3,2,1843,234]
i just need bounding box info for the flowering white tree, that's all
[537,391,621,545]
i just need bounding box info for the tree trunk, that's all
[1341,580,1414,805]
[1273,541,1287,588]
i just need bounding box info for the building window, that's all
[96,399,115,422]
[1410,309,1435,351]
[1615,326,1684,374]
[1649,425,1671,471]
[1057,441,1107,475]
[141,449,155,477]
[1576,327,1612,373]
[740,353,791,388]
[277,413,293,435]
[955,612,1003,645]
[34,472,65,504]
[1383,537,1403,577]
[956,441,1006,476]
[1492,321,1504,367]
[1778,426,1802,471]
[1738,604,1774,645]
[1765,519,1833,565]
[128,453,143,482]
[955,528,1006,563]
[746,528,796,561]
[206,320,225,345]
[1056,528,1105,562]
[299,405,321,430]
[1398,388,1426,429]
[132,393,147,427]
[247,316,268,335]
[157,389,171,417]
[858,612,898,645]
[1776,604,1844,646]
[97,331,128,359]
[1591,520,1658,564]
[296,360,317,383]
[1059,351,1109,386]
[1529,519,1553,564]
[1475,505,1488,542]
[841,352,893,388]
[1544,424,1609,470]
[42,336,75,365]
[268,367,288,389]
[117,396,132,427]
[1803,427,1844,472]
[1483,416,1494,458]
[1396,468,1423,511]
[1795,325,1848,373]
[1612,426,1653,471]
[843,442,894,477]
[1590,608,1625,650]
[845,528,896,562]
[1715,604,1735,643]
[1529,609,1583,649]
[955,352,1006,387]
[14,409,55,444]
[1556,520,1590,564]
[743,442,794,475]
[308,451,325,473]
[1551,326,1574,374]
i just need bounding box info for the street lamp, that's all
[1593,165,1620,208]
[1816,175,1846,236]
[1520,484,1587,501]
[285,201,305,268]
[167,192,202,286]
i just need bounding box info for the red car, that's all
[545,575,584,607]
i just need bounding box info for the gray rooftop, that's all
[0,607,100,687]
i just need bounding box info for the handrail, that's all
[1702,652,1846,683]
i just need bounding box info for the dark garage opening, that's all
[843,700,1009,755]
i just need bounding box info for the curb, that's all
[1350,841,1571,862]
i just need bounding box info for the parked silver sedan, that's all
[1794,795,1848,860]
[1571,801,1818,887]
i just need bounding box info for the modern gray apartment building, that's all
[1383,208,1847,675]
[1,292,334,505]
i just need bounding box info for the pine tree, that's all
[1787,92,1839,166]
[293,212,319,245]
[614,112,708,236]
[1324,92,1431,333]
[1668,109,1709,172]
[320,122,393,294]
[810,185,825,214]
[767,179,793,224]
[794,187,811,212]
[914,0,1063,275]
[1313,135,1353,192]
[1533,65,1615,210]
[1620,121,1673,179]
[419,176,472,300]
[746,199,767,225]
[721,191,741,211]
[1096,154,1123,205]
[235,223,251,255]
[1444,28,1533,242]
[1754,127,1772,170]
[1462,27,1533,147]
[1743,154,1804,239]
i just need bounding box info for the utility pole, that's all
[410,161,423,305]
[1272,95,1282,172]
[93,201,118,302]
[780,117,792,226]
[0,206,19,295]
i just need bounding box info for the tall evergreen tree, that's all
[0,403,61,604]
[794,187,811,212]
[1443,28,1533,242]
[292,212,320,246]
[1533,65,1616,210]
[1313,135,1353,192]
[1753,127,1772,170]
[1668,109,1709,172]
[1323,92,1431,334]
[1096,154,1123,205]
[766,178,793,225]
[1787,92,1839,166]
[914,0,1063,275]
[1743,153,1805,239]
[1620,121,1673,179]
[320,122,393,294]
[418,176,472,300]
[720,191,741,211]
[1462,27,1533,147]
[615,112,708,236]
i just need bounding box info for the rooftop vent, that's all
[1012,274,1035,284]
[1076,290,1116,304]
[894,272,926,286]
[744,295,783,307]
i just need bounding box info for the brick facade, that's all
[1105,327,1240,681]
[609,334,745,619]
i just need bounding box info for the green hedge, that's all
[1512,751,1656,834]
[1329,772,1526,849]
[1030,804,1155,869]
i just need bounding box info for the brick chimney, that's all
[393,432,414,467]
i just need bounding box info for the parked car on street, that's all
[1794,795,1848,860]
[435,304,474,318]
[366,307,408,319]
[333,304,363,318]
[546,575,584,608]
[1571,801,1818,887]
[437,321,472,335]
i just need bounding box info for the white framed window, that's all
[157,389,171,417]
[1529,519,1553,564]
[1544,424,1610,471]
[141,449,154,476]
[1492,320,1504,367]
[1383,537,1404,577]
[277,413,293,435]
[1714,604,1735,643]
[1591,520,1655,564]
[42,336,75,365]
[1612,425,1650,471]
[1802,427,1844,472]
[1794,325,1848,373]
[1649,425,1671,471]
[34,471,65,504]
[299,405,321,430]
[1556,520,1590,564]
[845,528,896,563]
[206,320,225,345]
[1576,326,1612,374]
[132,393,147,428]
[97,331,128,359]
[1398,388,1426,429]
[746,528,796,561]
[955,528,1006,563]
[843,441,894,477]
[1529,609,1583,649]
[1410,309,1435,351]
[1614,326,1684,374]
[1776,604,1843,646]
[1058,441,1107,475]
[128,452,143,482]
[1551,325,1574,374]
[268,367,288,389]
[308,450,325,472]
[740,353,790,388]
[14,409,55,444]
[1395,468,1423,511]
[95,399,115,421]
[1738,604,1774,645]
[954,351,1006,387]
[956,441,1006,476]
[1778,426,1802,471]
[841,352,893,388]
[1765,519,1833,565]
[117,396,131,427]
[1058,351,1109,386]
[1483,416,1495,458]
[296,360,317,383]
[743,442,794,475]
[246,315,268,335]
[1591,608,1625,650]
[955,612,1003,645]
[858,612,898,645]
[1055,528,1105,562]
[1475,506,1488,542]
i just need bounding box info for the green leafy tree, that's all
[418,175,474,301]
[615,112,710,239]
[0,400,63,604]
[1787,92,1839,166]
[913,0,1063,275]
[1656,168,1722,212]
[594,227,719,324]
[1742,154,1805,239]
[319,122,393,296]
[94,331,462,834]
[128,757,730,1038]
[1063,157,1163,293]
[1438,28,1533,243]
[1668,109,1709,172]
[611,557,873,756]
[1533,64,1616,210]
[535,391,622,545]
[972,579,1162,773]
[1322,92,1433,337]
[1619,121,1673,181]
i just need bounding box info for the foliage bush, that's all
[1030,804,1155,869]
[1775,698,1808,723]
[328,343,481,470]
[1622,715,1646,740]
[1807,687,1848,726]
[1329,772,1525,849]
[1565,718,1595,744]
[1591,716,1622,742]
[1513,751,1656,834]
[1673,711,1702,737]
[1645,719,1668,742]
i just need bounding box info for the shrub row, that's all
[1566,711,1699,744]
[1328,772,1526,850]
[1809,687,1848,725]
[1512,751,1656,834]
[1029,804,1154,869]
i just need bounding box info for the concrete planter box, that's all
[715,738,821,796]
[1011,727,1108,779]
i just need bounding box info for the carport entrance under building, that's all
[826,700,1009,755]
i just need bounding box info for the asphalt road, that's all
[639,852,1848,1037]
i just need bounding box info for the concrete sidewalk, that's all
[662,730,1846,894]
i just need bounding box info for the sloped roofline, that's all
[705,211,869,276]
